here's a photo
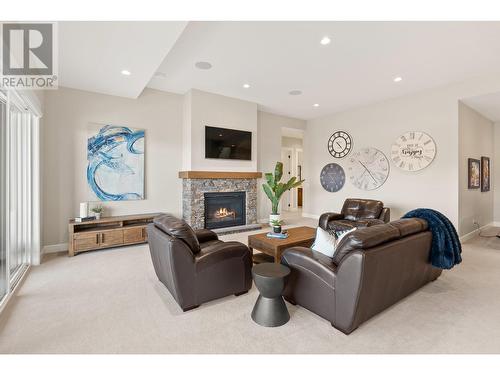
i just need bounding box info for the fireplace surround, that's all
[179,171,261,230]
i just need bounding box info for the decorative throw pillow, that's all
[311,227,356,258]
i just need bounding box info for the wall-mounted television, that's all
[205,126,252,160]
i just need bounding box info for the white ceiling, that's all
[148,21,500,119]
[59,21,187,98]
[462,92,500,122]
[58,21,500,119]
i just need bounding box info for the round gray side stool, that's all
[251,263,291,327]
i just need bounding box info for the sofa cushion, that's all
[342,199,383,221]
[332,223,400,265]
[390,218,428,238]
[154,214,201,254]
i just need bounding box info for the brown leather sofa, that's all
[319,198,390,232]
[147,214,252,311]
[281,218,442,334]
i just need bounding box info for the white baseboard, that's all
[301,212,320,220]
[460,222,494,243]
[42,243,68,256]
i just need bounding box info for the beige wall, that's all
[257,112,306,221]
[304,75,500,229]
[458,102,494,235]
[183,89,258,172]
[495,122,500,223]
[42,87,184,246]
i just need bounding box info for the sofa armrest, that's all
[194,228,219,243]
[379,207,391,223]
[195,241,250,271]
[319,212,344,230]
[281,247,337,288]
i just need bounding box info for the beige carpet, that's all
[1,217,500,354]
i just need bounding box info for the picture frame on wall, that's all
[481,156,490,192]
[468,158,480,189]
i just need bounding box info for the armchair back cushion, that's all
[154,213,200,254]
[341,198,384,221]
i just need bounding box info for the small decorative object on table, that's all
[270,218,283,233]
[267,231,289,239]
[79,202,89,218]
[90,205,104,220]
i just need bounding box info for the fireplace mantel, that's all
[178,171,262,179]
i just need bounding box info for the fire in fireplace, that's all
[204,192,246,229]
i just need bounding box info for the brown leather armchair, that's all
[319,198,390,232]
[147,214,252,311]
[281,218,442,334]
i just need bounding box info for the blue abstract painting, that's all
[87,125,145,201]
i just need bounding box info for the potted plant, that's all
[90,205,104,220]
[270,219,283,233]
[262,161,304,225]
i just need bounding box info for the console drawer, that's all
[99,230,124,247]
[74,232,100,252]
[123,226,147,243]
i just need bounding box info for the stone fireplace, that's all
[179,171,261,230]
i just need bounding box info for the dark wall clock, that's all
[328,131,353,158]
[320,163,345,192]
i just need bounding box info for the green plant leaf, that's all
[265,173,275,189]
[262,183,274,202]
[274,162,283,183]
[291,179,305,189]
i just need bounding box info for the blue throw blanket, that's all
[402,208,462,270]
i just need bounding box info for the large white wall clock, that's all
[347,147,390,190]
[328,131,353,158]
[391,131,436,171]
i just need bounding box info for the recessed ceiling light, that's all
[243,83,250,89]
[320,36,331,45]
[313,103,320,107]
[289,90,302,96]
[195,61,212,70]
[121,70,131,76]
[394,76,402,82]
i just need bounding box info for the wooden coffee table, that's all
[248,226,316,263]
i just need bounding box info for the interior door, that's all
[281,148,293,212]
[296,149,303,208]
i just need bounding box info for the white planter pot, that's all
[95,213,101,220]
[269,213,281,226]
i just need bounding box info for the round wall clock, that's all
[328,131,353,158]
[347,147,390,191]
[391,131,436,171]
[320,163,346,192]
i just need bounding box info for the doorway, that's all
[281,129,304,213]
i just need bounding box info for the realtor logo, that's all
[1,22,58,89]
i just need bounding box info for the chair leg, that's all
[235,290,249,297]
[182,305,200,312]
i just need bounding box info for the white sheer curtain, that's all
[0,94,7,303]
[0,90,41,309]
